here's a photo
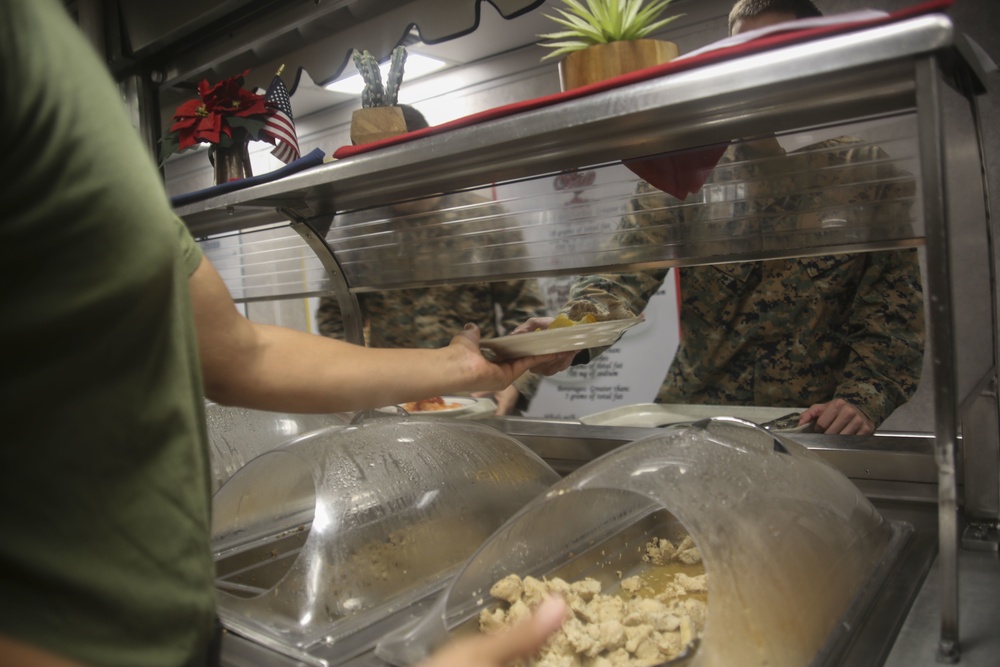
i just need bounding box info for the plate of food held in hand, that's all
[479,314,644,361]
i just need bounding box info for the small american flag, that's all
[263,73,300,164]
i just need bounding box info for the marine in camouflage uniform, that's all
[316,191,548,401]
[562,137,925,427]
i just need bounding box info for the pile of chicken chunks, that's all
[479,537,708,667]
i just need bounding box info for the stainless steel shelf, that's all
[176,15,963,238]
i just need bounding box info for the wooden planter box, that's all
[559,39,679,92]
[350,106,408,145]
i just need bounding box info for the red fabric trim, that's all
[334,0,953,162]
[622,143,730,200]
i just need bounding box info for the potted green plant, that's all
[349,46,409,145]
[538,0,684,91]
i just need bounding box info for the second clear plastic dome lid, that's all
[377,417,900,667]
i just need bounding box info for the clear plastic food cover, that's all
[376,417,906,667]
[204,402,348,493]
[211,415,560,664]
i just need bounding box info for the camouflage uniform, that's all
[317,282,546,348]
[564,138,925,427]
[316,191,548,400]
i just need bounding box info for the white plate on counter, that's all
[479,317,644,361]
[579,403,812,432]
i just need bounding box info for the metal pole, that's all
[286,214,366,346]
[914,56,961,663]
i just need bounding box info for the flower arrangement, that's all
[538,0,683,60]
[159,69,275,162]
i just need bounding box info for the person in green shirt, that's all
[0,1,566,666]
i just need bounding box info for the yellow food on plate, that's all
[546,313,598,329]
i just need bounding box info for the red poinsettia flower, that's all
[160,69,275,162]
[198,70,270,117]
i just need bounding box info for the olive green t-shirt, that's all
[0,1,215,665]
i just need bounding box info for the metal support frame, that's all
[284,212,366,346]
[87,0,165,163]
[915,55,961,663]
[119,74,162,160]
[958,60,1000,542]
[961,383,1000,531]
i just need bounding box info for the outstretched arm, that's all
[189,257,553,413]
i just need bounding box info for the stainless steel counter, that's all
[214,495,965,667]
[222,502,1000,667]
[216,504,943,667]
[885,548,1000,667]
[214,423,999,667]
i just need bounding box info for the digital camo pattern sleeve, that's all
[656,138,924,424]
[787,137,924,424]
[555,135,924,424]
[494,279,549,334]
[560,138,756,326]
[831,248,924,425]
[556,178,685,362]
[316,293,355,340]
[562,178,684,322]
[765,137,919,242]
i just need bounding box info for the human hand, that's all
[472,385,522,415]
[799,399,875,435]
[416,596,566,667]
[449,324,562,392]
[506,317,579,376]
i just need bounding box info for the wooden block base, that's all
[350,106,408,145]
[558,39,679,92]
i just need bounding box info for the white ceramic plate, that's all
[480,318,644,361]
[579,403,811,432]
[380,396,481,416]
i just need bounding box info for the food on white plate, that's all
[544,313,598,330]
[402,396,464,413]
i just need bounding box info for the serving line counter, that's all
[171,10,999,666]
[208,416,996,667]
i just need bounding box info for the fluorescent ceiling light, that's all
[324,53,447,94]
